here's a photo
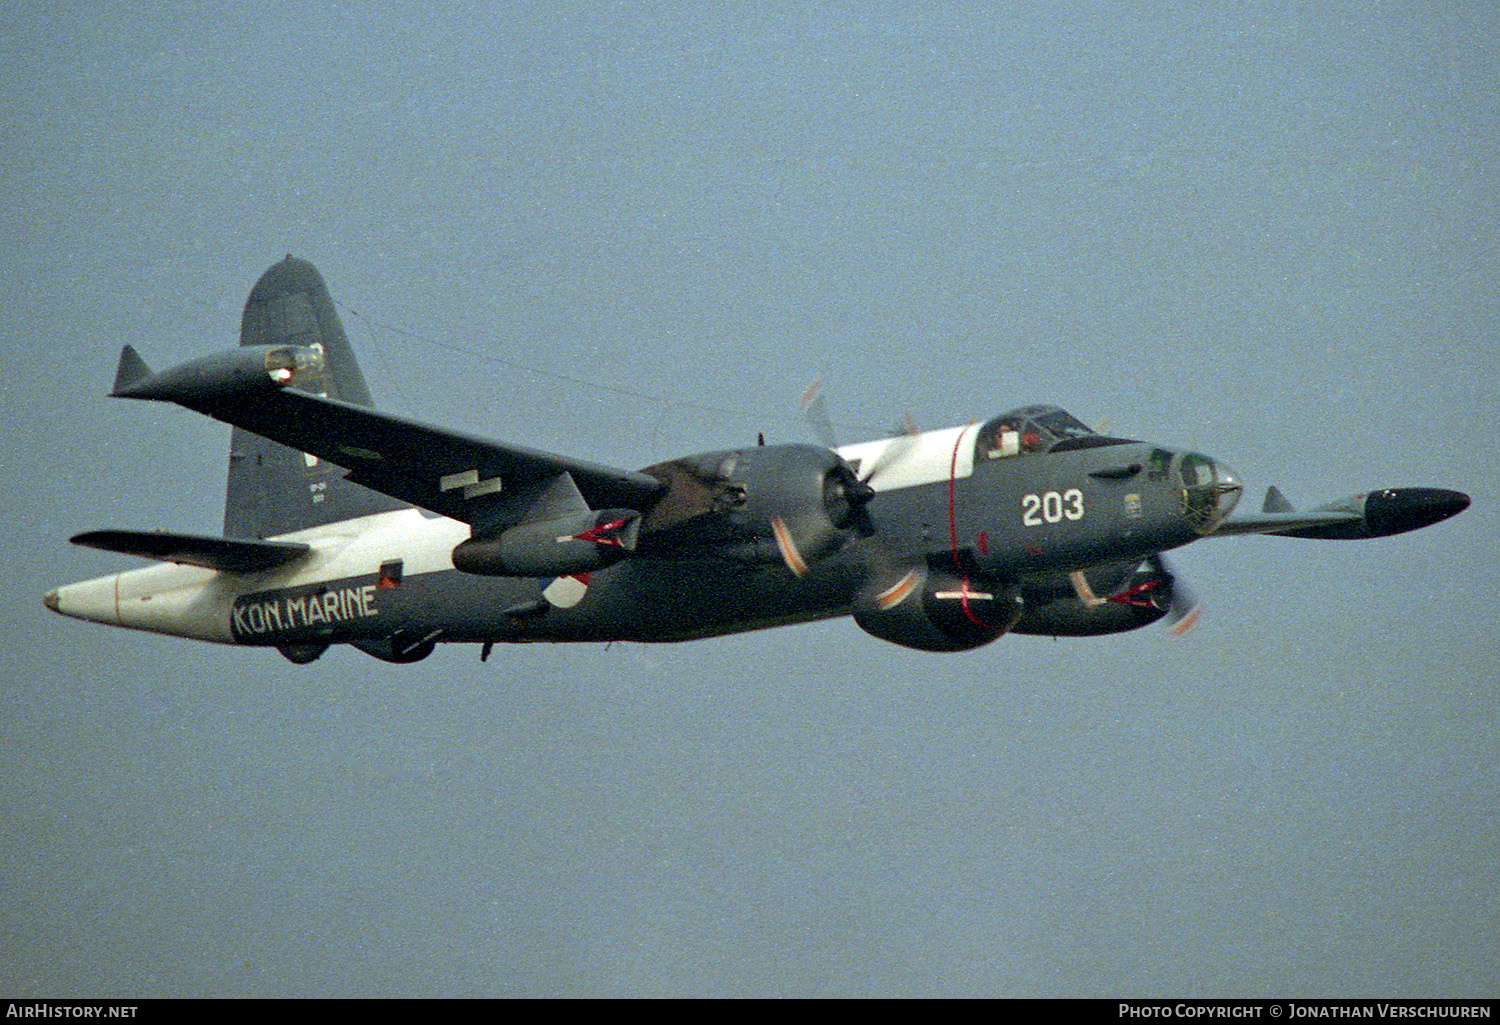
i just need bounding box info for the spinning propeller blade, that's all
[1147,553,1202,635]
[852,416,922,489]
[799,378,839,450]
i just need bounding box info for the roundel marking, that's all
[542,573,590,609]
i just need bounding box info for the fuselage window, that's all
[377,559,404,590]
[979,419,1022,459]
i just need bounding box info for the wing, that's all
[112,345,665,530]
[1207,509,1363,537]
[1207,486,1468,540]
[246,389,664,526]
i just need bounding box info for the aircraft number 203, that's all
[1022,489,1085,526]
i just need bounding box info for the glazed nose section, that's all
[1210,460,1243,514]
[1178,452,1243,533]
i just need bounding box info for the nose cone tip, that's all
[1414,488,1470,522]
[1368,488,1471,536]
[43,589,60,613]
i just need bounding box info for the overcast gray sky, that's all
[2,2,1496,997]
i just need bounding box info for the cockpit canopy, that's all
[974,404,1242,533]
[977,404,1135,458]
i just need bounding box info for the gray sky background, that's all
[2,2,1496,997]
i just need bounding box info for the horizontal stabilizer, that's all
[70,529,311,572]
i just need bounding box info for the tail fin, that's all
[224,256,408,539]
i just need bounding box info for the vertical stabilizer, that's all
[225,257,408,538]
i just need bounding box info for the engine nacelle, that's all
[452,510,640,577]
[852,562,1022,652]
[1010,561,1172,636]
[111,344,324,402]
[639,443,870,573]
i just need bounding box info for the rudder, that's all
[224,256,408,539]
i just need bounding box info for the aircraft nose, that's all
[1178,452,1243,532]
[44,589,60,613]
[1212,460,1243,516]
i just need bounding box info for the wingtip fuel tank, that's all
[109,344,325,403]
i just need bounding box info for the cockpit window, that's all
[978,405,1123,458]
[977,417,1023,458]
[1031,408,1096,441]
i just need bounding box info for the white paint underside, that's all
[50,508,468,643]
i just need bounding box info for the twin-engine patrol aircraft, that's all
[46,257,1470,663]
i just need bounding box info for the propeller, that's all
[795,379,921,541]
[800,377,839,449]
[1082,554,1202,635]
[800,377,920,488]
[1145,553,1202,635]
[850,415,922,490]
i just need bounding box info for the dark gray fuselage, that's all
[225,436,1202,648]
